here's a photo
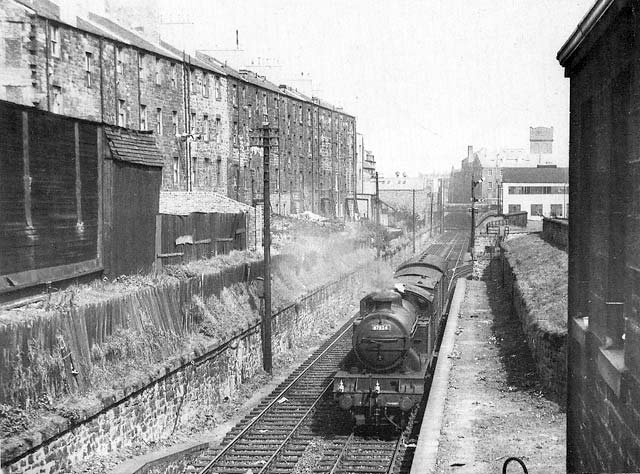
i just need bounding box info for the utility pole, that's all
[470,174,483,254]
[251,122,279,375]
[375,171,380,258]
[412,188,416,254]
[430,192,433,237]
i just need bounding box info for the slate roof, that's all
[165,44,227,76]
[87,12,181,60]
[501,167,569,184]
[104,127,164,168]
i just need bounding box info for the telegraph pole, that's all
[251,122,278,375]
[470,175,483,254]
[430,192,433,237]
[375,171,380,258]
[412,188,416,254]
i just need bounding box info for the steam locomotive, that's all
[332,246,451,429]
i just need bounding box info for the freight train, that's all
[332,245,452,429]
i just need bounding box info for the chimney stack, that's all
[467,145,474,160]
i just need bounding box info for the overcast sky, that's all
[147,0,594,175]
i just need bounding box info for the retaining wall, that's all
[499,254,567,403]
[542,217,568,250]
[3,269,364,474]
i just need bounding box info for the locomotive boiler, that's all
[333,251,449,429]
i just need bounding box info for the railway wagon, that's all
[333,248,449,429]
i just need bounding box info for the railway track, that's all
[188,232,470,474]
[191,320,353,474]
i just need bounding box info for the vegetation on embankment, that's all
[502,233,568,334]
[0,219,425,450]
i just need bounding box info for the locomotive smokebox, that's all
[353,290,418,371]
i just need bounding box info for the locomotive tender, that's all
[333,249,450,429]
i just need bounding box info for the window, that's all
[203,114,209,141]
[190,69,195,94]
[216,157,222,185]
[307,108,311,126]
[248,106,252,121]
[262,93,267,113]
[155,57,161,85]
[550,204,563,217]
[508,204,521,213]
[215,117,221,144]
[49,24,60,58]
[173,157,179,185]
[52,86,62,113]
[138,53,144,77]
[155,108,162,135]
[116,47,124,74]
[190,112,196,134]
[531,204,543,216]
[232,84,238,107]
[118,99,126,126]
[85,52,92,88]
[215,76,221,100]
[192,157,197,188]
[171,63,176,88]
[508,185,566,195]
[198,74,203,96]
[242,85,246,102]
[140,105,147,130]
[233,121,238,146]
[299,105,303,124]
[204,158,211,187]
[203,74,209,98]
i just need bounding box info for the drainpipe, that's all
[45,18,51,111]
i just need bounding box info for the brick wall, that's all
[562,3,640,472]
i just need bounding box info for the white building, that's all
[501,166,568,219]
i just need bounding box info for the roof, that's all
[104,127,164,167]
[159,191,252,215]
[501,167,568,184]
[166,46,227,76]
[14,0,121,42]
[87,12,181,61]
[557,0,614,67]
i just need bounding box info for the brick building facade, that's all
[558,0,640,471]
[0,0,356,218]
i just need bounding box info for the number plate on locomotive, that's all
[372,324,391,331]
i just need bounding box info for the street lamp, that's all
[470,175,483,253]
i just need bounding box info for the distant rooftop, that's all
[501,166,569,184]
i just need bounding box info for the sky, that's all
[113,0,595,175]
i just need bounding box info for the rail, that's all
[196,324,352,474]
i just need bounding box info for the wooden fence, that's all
[155,212,247,268]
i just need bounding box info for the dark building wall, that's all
[105,160,161,277]
[0,100,100,292]
[562,3,640,472]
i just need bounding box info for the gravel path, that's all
[434,278,565,474]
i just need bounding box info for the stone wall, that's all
[500,253,566,403]
[3,268,366,474]
[541,217,568,250]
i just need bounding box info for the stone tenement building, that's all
[0,0,356,218]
